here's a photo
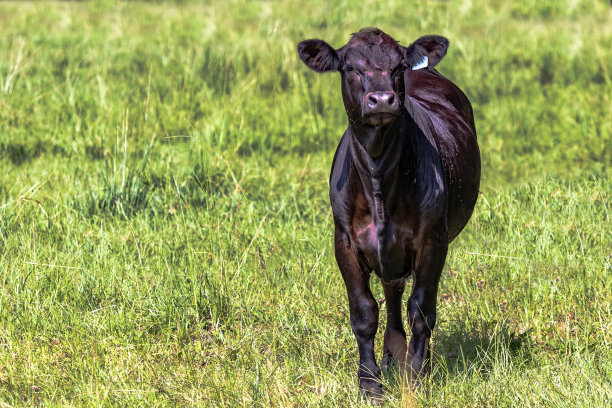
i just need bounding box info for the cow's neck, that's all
[348,116,407,227]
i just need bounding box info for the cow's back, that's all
[404,69,481,241]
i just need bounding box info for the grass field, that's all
[0,0,610,406]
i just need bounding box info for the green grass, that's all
[0,0,610,406]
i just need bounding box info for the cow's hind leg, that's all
[335,231,382,401]
[381,279,407,375]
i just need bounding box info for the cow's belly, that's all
[352,218,414,282]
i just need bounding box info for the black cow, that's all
[298,28,480,400]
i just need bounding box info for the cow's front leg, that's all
[335,231,381,400]
[406,239,447,385]
[381,279,407,373]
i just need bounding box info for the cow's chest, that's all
[351,204,416,281]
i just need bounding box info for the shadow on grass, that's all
[1,141,68,165]
[430,318,533,383]
[376,319,533,400]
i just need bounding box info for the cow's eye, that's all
[344,65,354,72]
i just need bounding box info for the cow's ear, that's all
[404,35,449,70]
[297,39,340,73]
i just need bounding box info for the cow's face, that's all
[298,29,449,157]
[339,30,405,128]
[299,29,404,128]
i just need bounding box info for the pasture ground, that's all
[0,1,610,406]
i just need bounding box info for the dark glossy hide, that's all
[298,28,480,400]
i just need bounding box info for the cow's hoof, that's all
[359,379,383,405]
[382,353,409,384]
[381,353,399,378]
[381,353,391,372]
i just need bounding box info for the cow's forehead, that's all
[343,30,403,68]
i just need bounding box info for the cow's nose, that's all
[364,91,400,115]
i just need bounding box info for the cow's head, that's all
[298,28,448,157]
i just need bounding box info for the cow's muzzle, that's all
[362,91,400,126]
